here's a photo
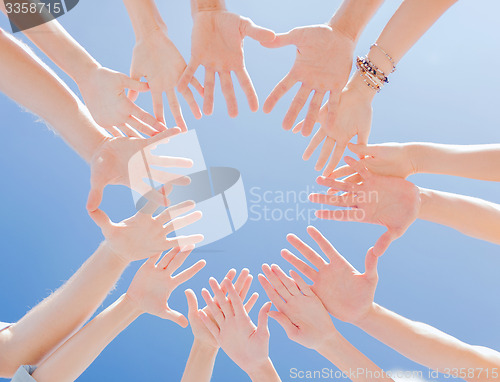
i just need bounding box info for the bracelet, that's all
[355,56,388,93]
[370,43,397,73]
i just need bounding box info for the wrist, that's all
[417,187,433,221]
[100,241,130,268]
[327,19,358,44]
[192,0,226,15]
[192,338,219,354]
[120,293,145,318]
[71,59,101,86]
[246,358,279,382]
[315,328,342,355]
[346,73,377,102]
[351,302,379,329]
[405,143,424,175]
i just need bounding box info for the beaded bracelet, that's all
[370,43,397,73]
[355,56,388,93]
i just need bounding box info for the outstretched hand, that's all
[262,25,355,136]
[310,156,421,256]
[178,9,275,117]
[77,66,166,137]
[282,226,378,325]
[87,128,192,211]
[129,28,204,131]
[126,246,206,327]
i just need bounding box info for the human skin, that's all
[262,0,384,137]
[312,156,500,253]
[0,4,164,136]
[200,278,280,382]
[331,142,500,182]
[181,269,259,382]
[178,0,275,118]
[281,226,500,381]
[31,247,206,382]
[259,264,394,381]
[123,0,204,131]
[0,201,202,378]
[299,0,458,174]
[0,30,194,212]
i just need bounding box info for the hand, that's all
[178,9,275,117]
[310,156,421,256]
[262,24,355,136]
[129,28,204,132]
[185,269,259,349]
[89,200,204,263]
[77,66,166,137]
[258,264,337,351]
[126,246,206,327]
[282,226,378,325]
[200,277,273,375]
[329,142,418,179]
[299,75,374,175]
[87,128,192,211]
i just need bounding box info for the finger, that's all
[373,230,397,257]
[141,127,181,147]
[164,211,203,234]
[365,247,380,281]
[257,274,286,310]
[308,193,356,208]
[147,168,191,188]
[165,246,195,274]
[307,226,348,264]
[315,136,335,171]
[262,263,291,299]
[199,310,220,337]
[239,274,253,302]
[87,178,106,212]
[88,208,112,230]
[301,90,325,137]
[220,269,237,294]
[200,293,223,329]
[315,209,364,222]
[263,73,295,114]
[130,103,167,132]
[344,156,371,180]
[178,60,200,93]
[327,164,356,180]
[292,118,304,134]
[233,268,250,295]
[121,74,149,93]
[348,142,374,159]
[340,173,364,185]
[303,129,326,161]
[244,292,259,313]
[209,277,233,317]
[157,200,196,223]
[166,234,204,248]
[283,85,311,131]
[106,126,124,137]
[256,302,273,335]
[271,264,300,295]
[149,89,166,126]
[136,183,169,208]
[190,77,204,97]
[181,86,202,120]
[174,259,206,285]
[128,65,142,102]
[185,289,199,314]
[289,270,313,296]
[235,68,258,112]
[280,249,316,281]
[166,89,187,132]
[242,18,276,43]
[323,140,348,176]
[325,92,340,133]
[157,247,182,269]
[267,310,296,336]
[316,176,360,194]
[118,123,142,138]
[127,115,158,137]
[147,154,194,169]
[285,234,326,269]
[223,279,246,316]
[203,68,216,116]
[260,30,296,48]
[162,309,188,328]
[219,72,238,118]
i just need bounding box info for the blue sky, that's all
[1,0,499,381]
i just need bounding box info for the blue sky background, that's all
[1,0,499,381]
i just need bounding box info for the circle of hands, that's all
[78,6,429,376]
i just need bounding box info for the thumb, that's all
[348,142,372,158]
[242,18,275,43]
[256,302,272,334]
[373,231,396,257]
[364,247,379,280]
[163,309,189,328]
[121,74,149,93]
[88,208,111,230]
[87,180,106,212]
[260,30,296,48]
[185,289,199,314]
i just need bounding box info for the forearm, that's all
[418,188,500,245]
[0,29,108,162]
[1,243,128,375]
[317,332,393,381]
[181,340,218,382]
[246,359,281,382]
[328,0,385,43]
[410,143,500,182]
[357,304,500,381]
[32,294,142,382]
[368,0,457,74]
[123,0,168,39]
[190,0,226,16]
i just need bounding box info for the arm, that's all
[31,247,206,382]
[282,227,500,382]
[259,264,393,381]
[418,188,500,245]
[357,304,500,381]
